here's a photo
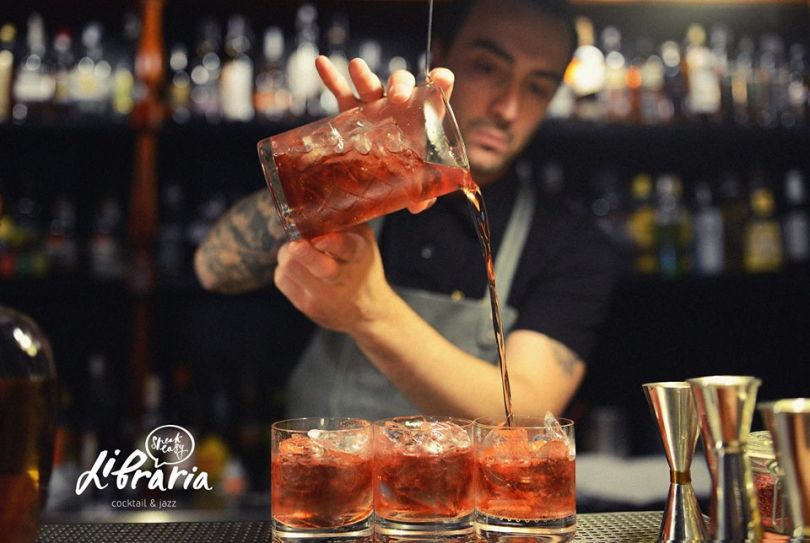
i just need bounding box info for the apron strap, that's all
[476,161,537,344]
[492,161,537,302]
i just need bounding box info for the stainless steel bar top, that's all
[37,511,664,542]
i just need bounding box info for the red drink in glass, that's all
[373,417,475,536]
[271,418,373,537]
[272,147,473,240]
[257,82,472,240]
[477,437,575,521]
[474,416,576,541]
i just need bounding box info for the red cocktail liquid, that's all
[477,438,575,521]
[271,434,372,529]
[274,147,475,239]
[374,442,474,522]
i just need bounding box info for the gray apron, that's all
[286,173,537,420]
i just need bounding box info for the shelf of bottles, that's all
[0,3,808,288]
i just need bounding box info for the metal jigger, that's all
[764,398,810,541]
[643,382,708,542]
[687,375,763,542]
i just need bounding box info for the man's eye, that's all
[528,82,551,99]
[472,60,497,75]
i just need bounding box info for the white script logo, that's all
[76,425,213,495]
[146,425,195,467]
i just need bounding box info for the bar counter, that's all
[37,511,663,542]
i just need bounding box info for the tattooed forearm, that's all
[549,339,583,378]
[194,190,286,293]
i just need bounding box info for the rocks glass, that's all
[373,416,475,539]
[271,417,373,539]
[474,415,576,542]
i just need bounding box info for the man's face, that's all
[439,0,571,185]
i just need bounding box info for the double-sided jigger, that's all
[643,382,708,542]
[687,375,763,542]
[760,398,810,542]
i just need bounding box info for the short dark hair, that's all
[433,0,578,61]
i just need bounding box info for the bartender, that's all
[194,0,614,420]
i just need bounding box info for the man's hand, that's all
[274,225,396,335]
[315,55,455,214]
[275,57,458,332]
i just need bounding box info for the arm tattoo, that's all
[548,339,583,378]
[196,190,286,293]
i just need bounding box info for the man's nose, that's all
[490,82,520,123]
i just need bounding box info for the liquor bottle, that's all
[564,17,604,122]
[626,39,650,125]
[89,195,125,280]
[710,24,734,124]
[108,17,137,120]
[719,170,747,273]
[768,36,792,128]
[221,15,254,122]
[70,22,112,117]
[189,19,222,123]
[13,13,56,124]
[654,174,689,278]
[52,30,74,120]
[111,62,134,119]
[640,53,669,125]
[626,173,657,274]
[0,23,15,123]
[168,45,191,123]
[785,44,807,128]
[287,3,321,118]
[254,27,290,122]
[744,174,783,273]
[782,169,809,270]
[684,24,721,122]
[661,40,687,123]
[44,195,79,275]
[693,181,725,276]
[11,183,47,278]
[320,14,350,115]
[730,37,755,126]
[600,26,630,123]
[753,34,783,128]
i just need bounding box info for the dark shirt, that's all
[379,169,615,361]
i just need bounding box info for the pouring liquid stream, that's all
[424,0,434,79]
[417,0,514,425]
[464,186,515,427]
